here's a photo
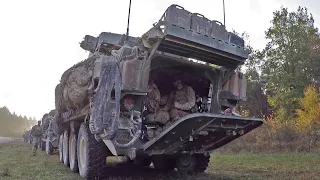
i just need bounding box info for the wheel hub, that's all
[177,154,193,167]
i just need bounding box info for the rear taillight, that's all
[124,97,135,110]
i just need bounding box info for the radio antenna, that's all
[223,0,226,27]
[125,0,132,41]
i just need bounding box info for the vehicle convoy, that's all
[52,4,263,179]
[40,110,59,155]
[26,130,33,144]
[23,130,31,143]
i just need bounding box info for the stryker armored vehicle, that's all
[27,130,33,144]
[23,130,31,143]
[53,4,263,179]
[40,110,59,154]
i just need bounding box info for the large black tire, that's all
[152,155,175,171]
[77,122,108,179]
[59,134,64,163]
[46,138,54,155]
[134,157,152,167]
[69,130,78,173]
[175,153,210,174]
[63,130,70,166]
[41,140,46,151]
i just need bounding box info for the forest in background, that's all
[1,6,320,152]
[227,6,320,153]
[0,106,38,137]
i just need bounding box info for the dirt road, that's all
[0,137,13,143]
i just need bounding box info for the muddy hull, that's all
[143,113,263,155]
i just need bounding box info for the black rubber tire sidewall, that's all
[152,155,175,171]
[46,137,53,155]
[63,130,70,166]
[77,122,108,179]
[69,130,79,173]
[176,154,210,174]
[41,140,46,151]
[59,134,64,163]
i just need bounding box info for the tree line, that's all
[229,6,320,153]
[0,106,38,137]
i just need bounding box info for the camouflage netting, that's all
[42,109,58,134]
[55,55,98,115]
[89,53,122,140]
[53,46,142,145]
[53,50,123,137]
[53,55,98,134]
[41,113,50,132]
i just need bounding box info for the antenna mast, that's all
[125,0,132,41]
[223,0,226,27]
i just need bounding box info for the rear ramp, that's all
[143,113,263,155]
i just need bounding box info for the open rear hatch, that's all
[143,4,248,68]
[143,113,263,155]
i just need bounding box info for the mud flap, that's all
[143,113,263,155]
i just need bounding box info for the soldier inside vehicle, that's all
[143,58,215,139]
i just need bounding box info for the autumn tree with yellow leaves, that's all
[295,85,320,132]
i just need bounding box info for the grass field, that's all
[0,140,319,180]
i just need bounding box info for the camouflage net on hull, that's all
[53,46,142,148]
[89,54,122,140]
[53,51,122,139]
[89,49,144,148]
[42,109,57,134]
[55,56,98,114]
[53,56,98,134]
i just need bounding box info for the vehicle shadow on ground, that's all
[102,163,232,180]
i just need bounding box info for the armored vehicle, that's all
[23,130,30,143]
[40,110,59,154]
[27,130,33,144]
[53,4,263,179]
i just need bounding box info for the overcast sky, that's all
[0,0,319,119]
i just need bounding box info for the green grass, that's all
[0,140,319,180]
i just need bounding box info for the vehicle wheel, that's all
[59,134,64,163]
[175,153,210,174]
[152,155,175,171]
[41,140,46,151]
[134,157,152,167]
[63,130,70,166]
[46,138,54,155]
[77,122,108,179]
[69,130,78,173]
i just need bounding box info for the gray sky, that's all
[0,0,319,119]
